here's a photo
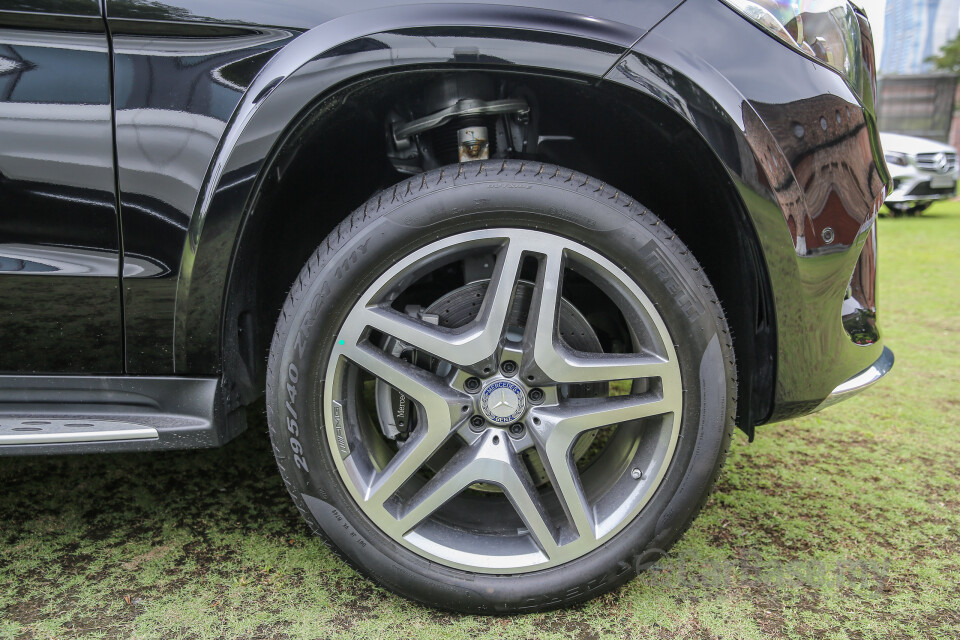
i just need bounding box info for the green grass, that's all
[2,202,959,639]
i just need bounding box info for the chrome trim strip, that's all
[0,420,159,445]
[817,346,894,410]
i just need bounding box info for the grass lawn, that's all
[1,202,958,640]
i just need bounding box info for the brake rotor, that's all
[375,279,607,488]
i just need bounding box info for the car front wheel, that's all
[266,161,737,613]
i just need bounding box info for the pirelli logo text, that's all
[640,243,705,323]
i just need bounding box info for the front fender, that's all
[173,3,666,373]
[609,0,888,420]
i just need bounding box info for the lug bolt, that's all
[469,415,486,431]
[464,377,482,392]
[631,468,643,480]
[528,388,545,404]
[508,423,525,438]
[500,360,518,376]
[821,226,835,244]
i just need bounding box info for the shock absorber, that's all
[388,74,531,171]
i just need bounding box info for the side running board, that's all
[0,376,237,456]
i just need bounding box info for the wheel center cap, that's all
[480,379,526,424]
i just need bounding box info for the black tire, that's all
[266,161,737,613]
[887,202,914,217]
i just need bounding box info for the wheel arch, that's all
[176,15,776,438]
[172,3,645,386]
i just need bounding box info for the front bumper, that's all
[886,165,958,204]
[816,346,894,410]
[619,0,891,423]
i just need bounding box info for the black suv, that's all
[0,0,893,612]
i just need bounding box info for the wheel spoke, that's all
[344,343,469,505]
[541,352,676,385]
[358,240,524,367]
[521,245,563,370]
[521,247,676,385]
[391,441,476,533]
[501,454,563,559]
[536,392,677,435]
[529,424,595,543]
[346,342,467,424]
[365,425,456,507]
[528,392,676,542]
[394,431,561,558]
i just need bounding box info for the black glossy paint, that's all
[105,0,678,36]
[0,0,891,435]
[0,3,122,373]
[110,22,296,371]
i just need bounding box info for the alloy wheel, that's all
[322,228,683,572]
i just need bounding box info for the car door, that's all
[0,0,122,372]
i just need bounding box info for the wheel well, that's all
[225,70,775,437]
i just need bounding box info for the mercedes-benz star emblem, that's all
[480,380,526,424]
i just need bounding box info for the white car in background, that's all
[881,132,959,215]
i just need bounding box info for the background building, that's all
[877,73,958,141]
[881,0,960,74]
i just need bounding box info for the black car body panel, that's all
[0,0,890,452]
[109,17,297,372]
[104,0,679,36]
[0,1,122,372]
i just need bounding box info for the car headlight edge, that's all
[720,0,864,98]
[884,152,910,167]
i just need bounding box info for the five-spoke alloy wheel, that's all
[326,228,683,571]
